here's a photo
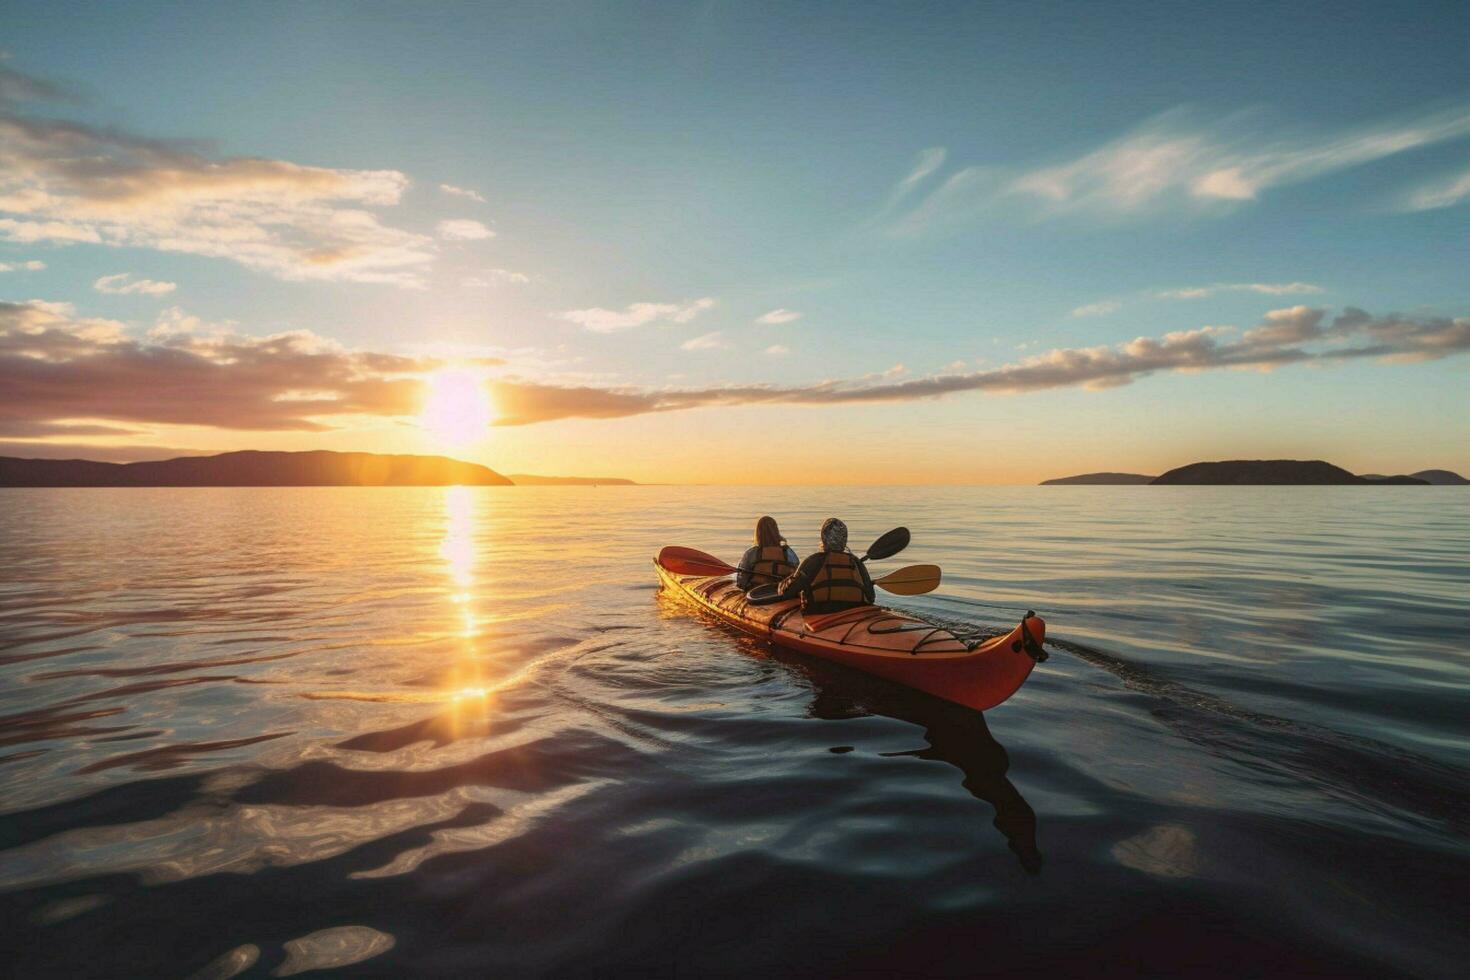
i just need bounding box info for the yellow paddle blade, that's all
[874,564,941,595]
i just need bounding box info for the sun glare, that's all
[421,369,493,446]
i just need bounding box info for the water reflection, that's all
[778,650,1043,873]
[438,488,490,711]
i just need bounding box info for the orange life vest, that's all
[806,550,867,607]
[749,545,796,585]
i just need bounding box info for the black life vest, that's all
[806,551,866,607]
[749,545,796,585]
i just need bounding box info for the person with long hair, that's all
[735,516,800,591]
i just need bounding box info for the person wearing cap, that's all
[775,518,876,613]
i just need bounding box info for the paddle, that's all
[658,546,737,577]
[872,563,941,595]
[661,545,942,597]
[861,526,910,562]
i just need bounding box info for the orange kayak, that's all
[654,553,1046,712]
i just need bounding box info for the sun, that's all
[420,369,493,446]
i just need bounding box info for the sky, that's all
[2,0,1467,484]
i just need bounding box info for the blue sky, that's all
[1,1,1467,481]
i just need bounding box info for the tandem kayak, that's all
[654,550,1047,712]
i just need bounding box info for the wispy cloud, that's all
[462,268,529,287]
[680,330,726,351]
[764,344,789,356]
[0,66,434,286]
[93,272,176,296]
[887,102,1470,233]
[439,183,487,204]
[487,306,1470,424]
[1071,300,1120,317]
[882,147,947,211]
[0,259,45,272]
[7,300,1466,435]
[436,219,494,240]
[755,308,801,325]
[556,297,715,333]
[1401,167,1470,211]
[1157,281,1323,300]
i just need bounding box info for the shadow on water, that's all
[779,649,1043,873]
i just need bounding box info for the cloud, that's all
[0,68,433,286]
[0,259,45,272]
[1402,167,1470,211]
[93,272,177,296]
[1157,281,1324,300]
[462,268,529,287]
[484,306,1470,425]
[1072,300,1120,317]
[7,299,1466,437]
[439,183,487,204]
[883,147,947,210]
[556,297,715,333]
[0,299,476,433]
[680,330,726,351]
[436,219,494,240]
[755,308,801,325]
[888,102,1470,232]
[0,65,74,106]
[764,344,789,356]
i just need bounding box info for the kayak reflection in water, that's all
[775,517,877,614]
[734,515,800,592]
[800,656,1044,874]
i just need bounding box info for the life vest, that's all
[806,550,867,607]
[749,545,796,585]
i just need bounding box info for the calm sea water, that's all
[1,486,1467,977]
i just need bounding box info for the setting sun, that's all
[421,369,494,446]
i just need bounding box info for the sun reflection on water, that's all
[438,487,490,715]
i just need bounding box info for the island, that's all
[1406,469,1469,485]
[0,450,513,487]
[1040,472,1156,485]
[1151,460,1427,485]
[507,474,638,486]
[1039,460,1462,486]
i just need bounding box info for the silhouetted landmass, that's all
[507,474,637,486]
[1152,460,1428,485]
[0,450,513,487]
[1409,469,1469,485]
[1040,472,1155,485]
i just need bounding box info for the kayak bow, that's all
[654,549,1045,712]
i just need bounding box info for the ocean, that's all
[2,486,1467,977]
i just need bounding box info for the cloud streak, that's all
[556,297,715,333]
[5,300,1465,438]
[0,68,434,286]
[888,102,1470,233]
[1157,282,1323,300]
[93,273,177,296]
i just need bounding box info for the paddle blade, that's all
[658,546,737,577]
[863,526,911,562]
[874,564,941,595]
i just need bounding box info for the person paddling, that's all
[775,517,876,613]
[735,516,800,592]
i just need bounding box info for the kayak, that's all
[654,550,1046,712]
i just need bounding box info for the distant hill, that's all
[1152,460,1427,485]
[0,450,513,487]
[1040,472,1155,485]
[1409,469,1469,485]
[507,474,637,486]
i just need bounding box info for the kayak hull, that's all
[654,555,1043,712]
